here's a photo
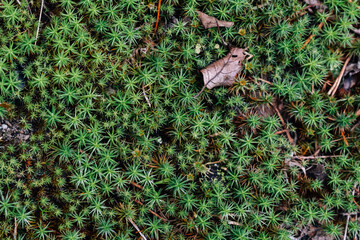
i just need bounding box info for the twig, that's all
[208,132,222,137]
[216,20,228,47]
[16,0,21,5]
[300,21,325,50]
[356,109,360,117]
[344,185,357,240]
[128,218,148,240]
[272,105,294,144]
[293,155,341,159]
[300,10,333,50]
[25,0,32,15]
[340,129,349,146]
[275,129,288,135]
[350,121,360,132]
[253,3,270,10]
[205,159,225,166]
[134,199,168,222]
[328,57,351,96]
[154,0,161,33]
[35,0,44,44]
[13,217,17,240]
[142,85,151,107]
[228,220,241,226]
[130,181,143,190]
[257,78,273,85]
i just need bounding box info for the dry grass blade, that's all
[35,0,44,44]
[128,218,148,240]
[13,217,17,240]
[328,57,351,96]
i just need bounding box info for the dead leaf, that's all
[342,58,360,90]
[196,10,234,29]
[201,48,248,90]
[303,0,327,11]
[307,164,326,181]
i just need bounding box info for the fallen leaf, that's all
[201,48,248,90]
[196,10,234,29]
[307,164,326,181]
[303,0,327,11]
[342,58,360,90]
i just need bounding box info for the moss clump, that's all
[0,0,360,239]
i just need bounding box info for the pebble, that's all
[1,124,7,130]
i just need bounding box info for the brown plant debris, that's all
[342,57,360,91]
[304,0,327,11]
[196,10,234,29]
[328,57,351,96]
[201,48,248,90]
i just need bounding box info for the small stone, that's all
[1,124,7,130]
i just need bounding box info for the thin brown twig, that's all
[208,132,222,137]
[154,0,161,33]
[300,11,333,50]
[340,129,349,146]
[355,109,360,117]
[25,0,32,15]
[13,217,17,240]
[257,78,273,85]
[350,121,360,132]
[128,218,148,240]
[35,0,44,44]
[253,3,270,10]
[293,155,341,159]
[205,159,225,166]
[275,129,288,135]
[272,104,294,144]
[130,181,143,190]
[142,85,151,107]
[228,220,241,226]
[344,185,357,240]
[328,56,351,96]
[134,199,168,222]
[216,20,228,47]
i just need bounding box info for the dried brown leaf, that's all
[304,0,327,11]
[201,48,248,90]
[342,59,360,90]
[196,10,234,29]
